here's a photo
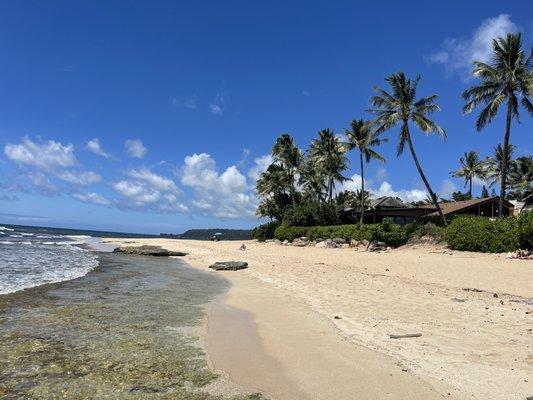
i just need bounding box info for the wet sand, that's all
[107,238,533,400]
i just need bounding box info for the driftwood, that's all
[389,333,422,339]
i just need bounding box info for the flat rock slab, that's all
[113,245,188,257]
[209,261,248,271]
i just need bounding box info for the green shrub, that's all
[274,224,310,242]
[445,215,522,253]
[251,221,280,241]
[282,201,338,227]
[516,211,533,250]
[274,221,409,247]
[404,222,445,242]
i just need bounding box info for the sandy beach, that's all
[106,238,533,400]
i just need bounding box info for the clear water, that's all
[0,225,100,294]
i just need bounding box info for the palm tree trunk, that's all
[469,178,472,198]
[328,178,333,205]
[499,101,513,217]
[405,126,448,225]
[359,151,365,225]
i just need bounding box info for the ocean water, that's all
[0,224,151,295]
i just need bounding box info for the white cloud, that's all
[247,154,273,182]
[113,168,186,213]
[127,167,180,193]
[57,170,101,185]
[338,173,365,192]
[428,14,519,78]
[210,93,225,115]
[181,153,257,218]
[5,138,76,170]
[438,179,458,199]
[172,96,197,109]
[86,138,110,158]
[73,192,111,206]
[372,181,427,203]
[125,139,147,159]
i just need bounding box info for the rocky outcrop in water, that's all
[209,261,248,271]
[113,245,188,257]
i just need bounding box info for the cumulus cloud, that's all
[57,170,101,185]
[181,153,257,218]
[4,137,76,170]
[371,181,427,203]
[86,138,110,158]
[247,154,273,182]
[125,139,147,159]
[73,192,111,206]
[113,168,186,213]
[428,14,519,79]
[438,179,458,199]
[126,167,180,193]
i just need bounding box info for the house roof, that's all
[432,196,514,215]
[370,196,409,209]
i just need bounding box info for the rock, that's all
[282,240,290,246]
[292,239,309,247]
[367,241,386,252]
[315,239,337,248]
[332,237,346,244]
[340,243,350,249]
[299,237,309,241]
[209,261,248,271]
[113,245,187,257]
[238,244,247,251]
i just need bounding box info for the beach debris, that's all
[506,249,533,260]
[462,287,483,293]
[389,333,422,339]
[451,298,467,303]
[113,245,188,257]
[238,244,247,251]
[209,261,248,271]
[493,293,499,298]
[334,315,342,319]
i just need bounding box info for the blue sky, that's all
[0,1,531,234]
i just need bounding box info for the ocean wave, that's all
[0,226,14,231]
[8,235,23,238]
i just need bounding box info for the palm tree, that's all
[256,163,290,220]
[298,155,327,203]
[483,144,517,193]
[309,129,350,205]
[462,33,533,217]
[509,156,532,200]
[451,151,485,197]
[272,133,302,205]
[345,119,387,223]
[369,72,448,224]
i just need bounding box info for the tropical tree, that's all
[483,144,517,195]
[298,154,327,203]
[256,163,291,221]
[272,133,302,205]
[345,119,387,223]
[335,189,372,210]
[507,155,532,201]
[309,129,350,205]
[480,185,489,198]
[369,72,448,224]
[462,33,533,217]
[451,151,485,197]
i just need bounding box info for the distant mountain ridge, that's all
[160,228,252,241]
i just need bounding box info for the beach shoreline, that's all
[106,238,533,400]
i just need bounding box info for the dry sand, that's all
[106,238,533,400]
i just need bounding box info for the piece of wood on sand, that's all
[389,333,422,339]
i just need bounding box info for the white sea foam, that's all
[0,226,14,231]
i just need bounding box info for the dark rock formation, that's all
[113,245,188,257]
[209,261,248,271]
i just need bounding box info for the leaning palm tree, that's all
[483,144,517,192]
[345,119,387,223]
[451,151,485,198]
[369,72,448,224]
[272,133,302,205]
[309,129,350,205]
[462,33,533,217]
[256,163,290,220]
